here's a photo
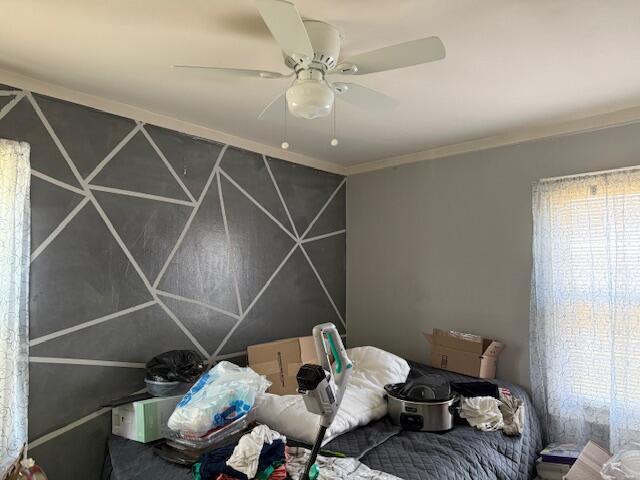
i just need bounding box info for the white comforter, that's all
[254,346,410,445]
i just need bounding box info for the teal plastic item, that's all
[191,463,202,480]
[326,333,342,374]
[309,463,319,480]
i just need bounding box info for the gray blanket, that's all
[325,363,543,480]
[106,363,542,480]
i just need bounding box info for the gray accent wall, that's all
[0,85,345,479]
[347,123,640,390]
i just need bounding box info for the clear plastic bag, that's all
[167,361,270,436]
[602,442,640,480]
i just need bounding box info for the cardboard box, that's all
[424,329,505,379]
[564,441,611,479]
[112,395,182,443]
[247,336,319,395]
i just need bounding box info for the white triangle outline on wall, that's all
[87,123,195,203]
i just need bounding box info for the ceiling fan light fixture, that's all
[286,78,334,119]
[175,0,446,129]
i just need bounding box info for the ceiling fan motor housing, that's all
[284,20,341,72]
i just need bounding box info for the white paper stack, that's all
[535,458,571,479]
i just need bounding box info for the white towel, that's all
[226,424,285,478]
[459,396,504,431]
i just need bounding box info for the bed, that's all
[323,362,543,480]
[105,361,543,480]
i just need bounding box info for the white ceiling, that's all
[2,0,640,170]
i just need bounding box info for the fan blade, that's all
[256,0,314,64]
[258,92,286,119]
[331,82,399,112]
[337,36,445,75]
[171,65,290,79]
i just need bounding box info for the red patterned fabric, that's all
[268,465,287,480]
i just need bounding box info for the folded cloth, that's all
[267,465,287,480]
[195,438,285,480]
[255,462,287,480]
[195,444,240,480]
[459,396,504,432]
[498,388,525,436]
[256,465,274,480]
[286,447,402,480]
[226,425,286,478]
[451,381,499,399]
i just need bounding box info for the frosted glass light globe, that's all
[286,79,334,120]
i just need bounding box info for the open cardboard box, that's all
[247,336,319,395]
[424,328,505,379]
[564,441,611,479]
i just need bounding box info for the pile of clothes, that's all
[452,381,525,435]
[191,424,402,480]
[192,425,286,480]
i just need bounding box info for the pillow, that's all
[254,346,410,444]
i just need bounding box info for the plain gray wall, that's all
[347,122,640,388]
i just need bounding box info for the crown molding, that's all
[5,69,640,179]
[0,68,347,175]
[346,104,640,176]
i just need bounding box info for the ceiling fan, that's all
[173,0,446,121]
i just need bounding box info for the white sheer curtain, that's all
[0,139,30,476]
[531,166,640,452]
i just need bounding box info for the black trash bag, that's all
[145,350,206,383]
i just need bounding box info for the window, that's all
[530,167,640,451]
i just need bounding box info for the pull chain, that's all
[281,98,289,150]
[330,101,338,147]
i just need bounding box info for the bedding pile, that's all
[254,346,410,444]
